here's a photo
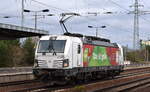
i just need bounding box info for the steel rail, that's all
[94,76,150,92]
[26,69,150,92]
[1,67,150,92]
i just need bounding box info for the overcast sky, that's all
[0,0,150,48]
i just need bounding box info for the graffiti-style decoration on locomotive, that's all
[83,45,120,67]
[33,33,124,84]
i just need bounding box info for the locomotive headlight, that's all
[63,59,69,67]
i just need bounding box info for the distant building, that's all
[140,40,150,48]
[140,40,150,62]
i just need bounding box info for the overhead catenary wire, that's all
[107,0,150,48]
[140,0,150,9]
[107,0,150,26]
[0,14,54,28]
[140,16,150,24]
[79,0,134,41]
[1,0,150,40]
[108,0,130,12]
[31,0,71,12]
[82,16,131,34]
[82,13,148,40]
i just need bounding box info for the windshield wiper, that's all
[49,39,57,55]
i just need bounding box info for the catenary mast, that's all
[133,0,140,50]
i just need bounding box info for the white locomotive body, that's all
[35,35,83,69]
[33,33,124,83]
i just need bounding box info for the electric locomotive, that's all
[33,33,124,83]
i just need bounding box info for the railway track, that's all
[1,67,150,92]
[0,79,48,92]
[124,66,150,73]
[94,74,150,92]
[56,67,150,92]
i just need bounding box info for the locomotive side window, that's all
[78,45,81,54]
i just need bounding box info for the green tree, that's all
[22,38,35,66]
[127,49,145,63]
[0,40,20,67]
[0,41,10,67]
[10,45,24,67]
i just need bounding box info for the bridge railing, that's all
[0,23,48,34]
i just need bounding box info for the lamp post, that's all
[88,25,106,37]
[24,9,49,30]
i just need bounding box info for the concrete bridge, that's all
[0,23,49,40]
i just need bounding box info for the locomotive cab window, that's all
[78,45,81,54]
[38,40,66,53]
